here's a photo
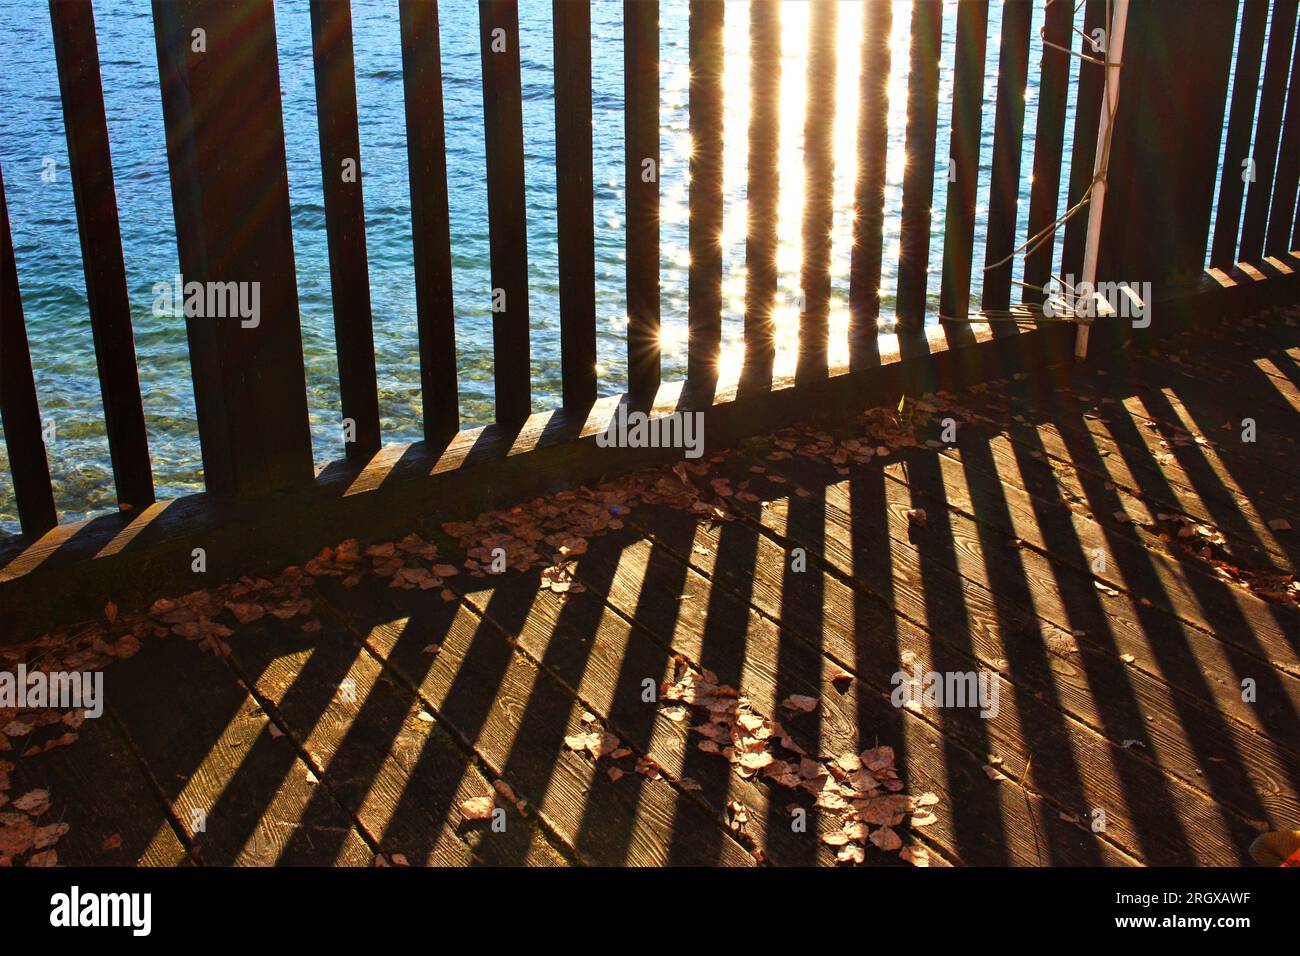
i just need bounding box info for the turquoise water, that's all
[0,0,1093,532]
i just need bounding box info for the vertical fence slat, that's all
[625,0,659,402]
[741,0,780,392]
[153,0,314,496]
[400,0,459,439]
[848,0,892,369]
[796,0,837,382]
[1021,0,1073,306]
[1210,0,1268,269]
[687,0,723,394]
[1267,19,1300,257]
[0,162,57,537]
[479,0,531,424]
[554,0,596,410]
[895,0,943,331]
[311,0,381,460]
[938,0,989,338]
[1061,0,1108,279]
[1240,0,1298,262]
[982,0,1032,313]
[50,0,153,510]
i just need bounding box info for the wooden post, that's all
[1075,0,1129,360]
[0,162,58,537]
[152,0,314,496]
[399,0,460,440]
[479,0,531,425]
[687,0,723,396]
[1267,14,1300,258]
[741,0,780,393]
[895,0,942,331]
[1022,0,1073,306]
[982,0,1031,316]
[796,0,837,383]
[310,0,381,461]
[625,0,659,403]
[938,0,989,341]
[1061,0,1108,279]
[554,0,597,410]
[848,0,892,370]
[50,0,154,510]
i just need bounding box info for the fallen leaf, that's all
[13,790,50,815]
[899,845,931,867]
[781,694,818,713]
[460,796,494,821]
[836,843,865,865]
[870,826,902,851]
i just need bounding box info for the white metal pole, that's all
[1075,0,1129,360]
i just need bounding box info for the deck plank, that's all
[446,565,855,865]
[223,608,567,866]
[965,372,1300,550]
[716,445,1300,831]
[911,434,1300,668]
[718,431,1300,715]
[105,635,373,866]
[1077,360,1300,483]
[952,406,1296,573]
[5,709,188,866]
[630,466,1271,864]
[6,307,1298,868]
[563,523,1103,866]
[325,579,755,867]
[624,501,1134,865]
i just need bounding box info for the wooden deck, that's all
[4,309,1299,867]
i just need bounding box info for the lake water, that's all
[0,0,1131,530]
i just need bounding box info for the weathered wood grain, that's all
[327,579,755,866]
[225,605,566,865]
[106,635,372,865]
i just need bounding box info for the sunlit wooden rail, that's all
[1,0,1298,640]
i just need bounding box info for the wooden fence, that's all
[0,0,1296,638]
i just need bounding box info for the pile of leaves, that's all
[560,654,937,866]
[308,533,461,599]
[1,616,148,866]
[659,658,936,866]
[440,465,725,596]
[0,789,65,867]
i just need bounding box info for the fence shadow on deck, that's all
[70,317,1299,867]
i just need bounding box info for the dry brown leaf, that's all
[13,790,50,815]
[899,845,931,867]
[836,843,865,865]
[870,826,903,851]
[460,796,494,821]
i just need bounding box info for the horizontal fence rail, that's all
[0,0,1295,560]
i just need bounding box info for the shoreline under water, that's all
[0,0,1108,530]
